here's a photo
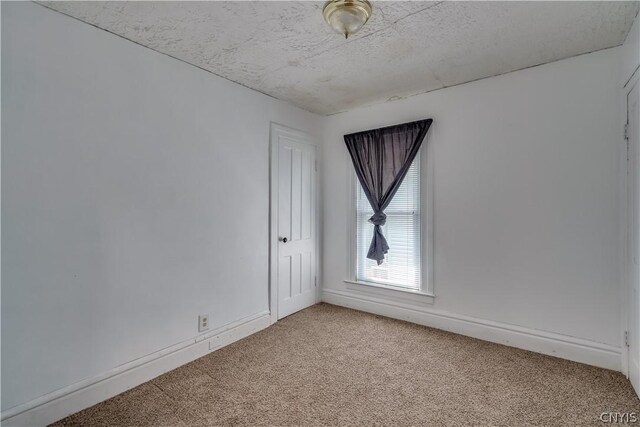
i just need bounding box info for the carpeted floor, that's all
[52,303,639,427]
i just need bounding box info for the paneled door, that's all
[627,78,640,397]
[270,124,317,321]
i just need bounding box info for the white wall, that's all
[621,11,639,85]
[322,47,623,355]
[1,2,320,414]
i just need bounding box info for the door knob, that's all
[279,237,288,243]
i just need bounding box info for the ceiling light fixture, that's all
[323,0,372,39]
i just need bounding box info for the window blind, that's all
[356,153,421,290]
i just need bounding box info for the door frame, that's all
[622,67,639,379]
[269,122,320,325]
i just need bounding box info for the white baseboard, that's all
[322,288,622,372]
[630,357,640,398]
[1,311,271,427]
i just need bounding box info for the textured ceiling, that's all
[40,1,639,115]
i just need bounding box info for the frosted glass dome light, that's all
[323,0,372,39]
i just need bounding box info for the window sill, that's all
[344,280,435,305]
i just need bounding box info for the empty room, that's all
[2,1,640,426]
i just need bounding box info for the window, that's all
[355,153,421,290]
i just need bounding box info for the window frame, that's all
[355,152,422,290]
[345,139,435,302]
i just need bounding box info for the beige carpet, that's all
[52,303,639,427]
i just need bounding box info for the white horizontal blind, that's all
[356,153,421,290]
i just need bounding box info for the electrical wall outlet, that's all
[198,314,209,332]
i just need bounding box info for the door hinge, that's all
[314,276,317,287]
[625,123,630,140]
[315,159,318,172]
[626,123,631,163]
[625,330,629,347]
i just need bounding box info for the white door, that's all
[270,124,317,320]
[627,79,640,396]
